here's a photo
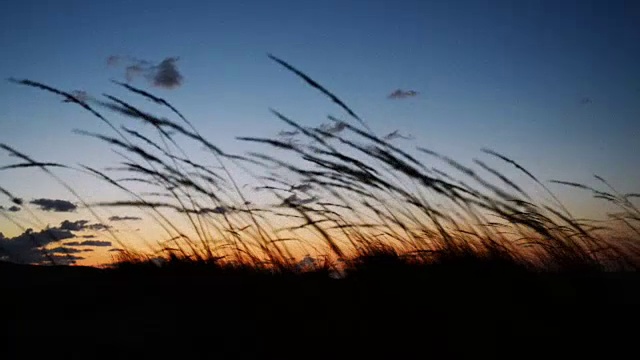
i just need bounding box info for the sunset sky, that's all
[0,0,639,265]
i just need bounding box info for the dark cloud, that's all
[0,219,113,265]
[109,215,142,222]
[59,220,90,231]
[109,55,183,89]
[51,254,85,265]
[179,206,234,215]
[77,240,112,247]
[0,227,76,264]
[109,248,125,252]
[64,239,113,247]
[59,220,110,232]
[49,247,83,254]
[152,57,183,88]
[85,223,111,231]
[0,205,21,212]
[388,89,419,99]
[30,198,77,212]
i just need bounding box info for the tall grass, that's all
[2,55,639,273]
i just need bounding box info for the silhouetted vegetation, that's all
[1,56,639,358]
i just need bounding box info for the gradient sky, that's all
[1,0,639,264]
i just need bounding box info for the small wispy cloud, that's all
[59,220,110,232]
[108,55,184,89]
[30,198,77,212]
[109,215,142,222]
[63,239,112,247]
[76,240,112,247]
[85,223,111,231]
[580,97,593,105]
[388,89,419,99]
[106,55,120,67]
[49,247,84,254]
[278,130,300,137]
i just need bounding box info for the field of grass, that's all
[1,55,639,358]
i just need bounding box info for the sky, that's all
[0,0,639,265]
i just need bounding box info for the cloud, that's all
[107,55,120,66]
[59,220,110,232]
[30,198,77,212]
[85,223,111,231]
[152,57,183,88]
[108,215,142,222]
[1,205,21,212]
[0,219,113,265]
[109,55,184,89]
[126,64,146,82]
[580,97,593,105]
[179,206,234,215]
[77,240,112,247]
[61,240,101,248]
[0,227,77,264]
[49,247,83,254]
[59,220,90,231]
[388,89,419,99]
[51,254,85,265]
[278,130,299,137]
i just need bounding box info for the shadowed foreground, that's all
[1,260,638,359]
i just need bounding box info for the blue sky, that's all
[0,0,639,262]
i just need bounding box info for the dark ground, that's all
[1,260,638,359]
